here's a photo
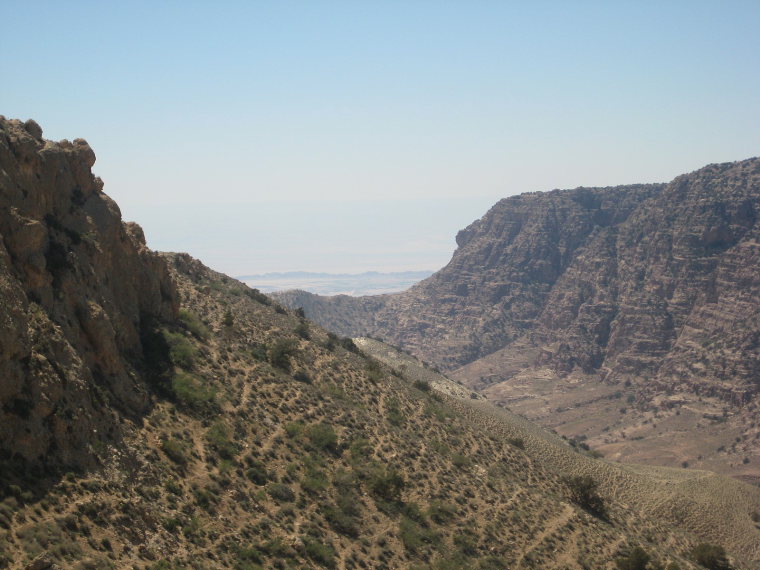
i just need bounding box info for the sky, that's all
[3,1,759,275]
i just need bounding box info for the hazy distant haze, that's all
[3,1,759,275]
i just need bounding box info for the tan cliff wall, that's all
[0,117,178,472]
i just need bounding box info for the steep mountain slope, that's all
[2,118,759,569]
[275,159,760,476]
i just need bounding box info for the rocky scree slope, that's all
[0,118,758,568]
[275,159,760,475]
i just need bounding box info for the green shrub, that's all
[267,483,295,503]
[690,543,732,569]
[615,546,651,570]
[250,343,268,361]
[293,370,312,384]
[171,372,216,410]
[303,537,336,568]
[178,309,209,340]
[301,467,329,495]
[294,321,310,339]
[206,422,238,459]
[386,398,403,427]
[164,479,183,495]
[161,439,189,465]
[507,437,525,450]
[349,438,372,461]
[245,460,270,486]
[365,360,383,383]
[306,423,338,454]
[284,421,304,439]
[324,483,361,537]
[269,339,297,371]
[563,475,606,517]
[222,309,234,327]
[244,287,271,305]
[399,517,438,553]
[454,530,478,555]
[163,331,197,369]
[451,453,470,468]
[369,468,405,502]
[428,500,457,525]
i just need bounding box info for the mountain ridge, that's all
[275,158,760,476]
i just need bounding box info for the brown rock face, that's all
[276,158,760,472]
[0,117,178,471]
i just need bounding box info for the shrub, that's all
[178,309,209,340]
[284,421,304,439]
[562,475,606,517]
[171,372,216,410]
[427,500,457,525]
[690,543,732,569]
[454,530,478,555]
[293,370,312,384]
[294,321,309,339]
[301,467,329,495]
[267,483,295,503]
[161,439,189,465]
[269,339,297,371]
[206,422,238,460]
[451,453,470,469]
[244,287,271,305]
[324,481,361,537]
[303,537,336,568]
[386,399,403,427]
[398,517,438,554]
[615,546,651,570]
[306,423,338,454]
[369,468,405,502]
[507,437,525,450]
[250,343,268,361]
[245,460,270,486]
[413,379,431,392]
[349,438,372,461]
[163,331,196,369]
[365,360,383,383]
[222,309,234,327]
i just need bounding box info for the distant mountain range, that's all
[238,270,433,295]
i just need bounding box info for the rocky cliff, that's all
[276,158,760,475]
[0,117,177,472]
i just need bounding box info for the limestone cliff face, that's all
[0,117,177,471]
[277,159,760,403]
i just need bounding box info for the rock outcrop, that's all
[276,158,760,473]
[0,117,177,472]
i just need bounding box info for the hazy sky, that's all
[3,1,759,274]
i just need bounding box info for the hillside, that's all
[275,159,760,477]
[1,117,759,569]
